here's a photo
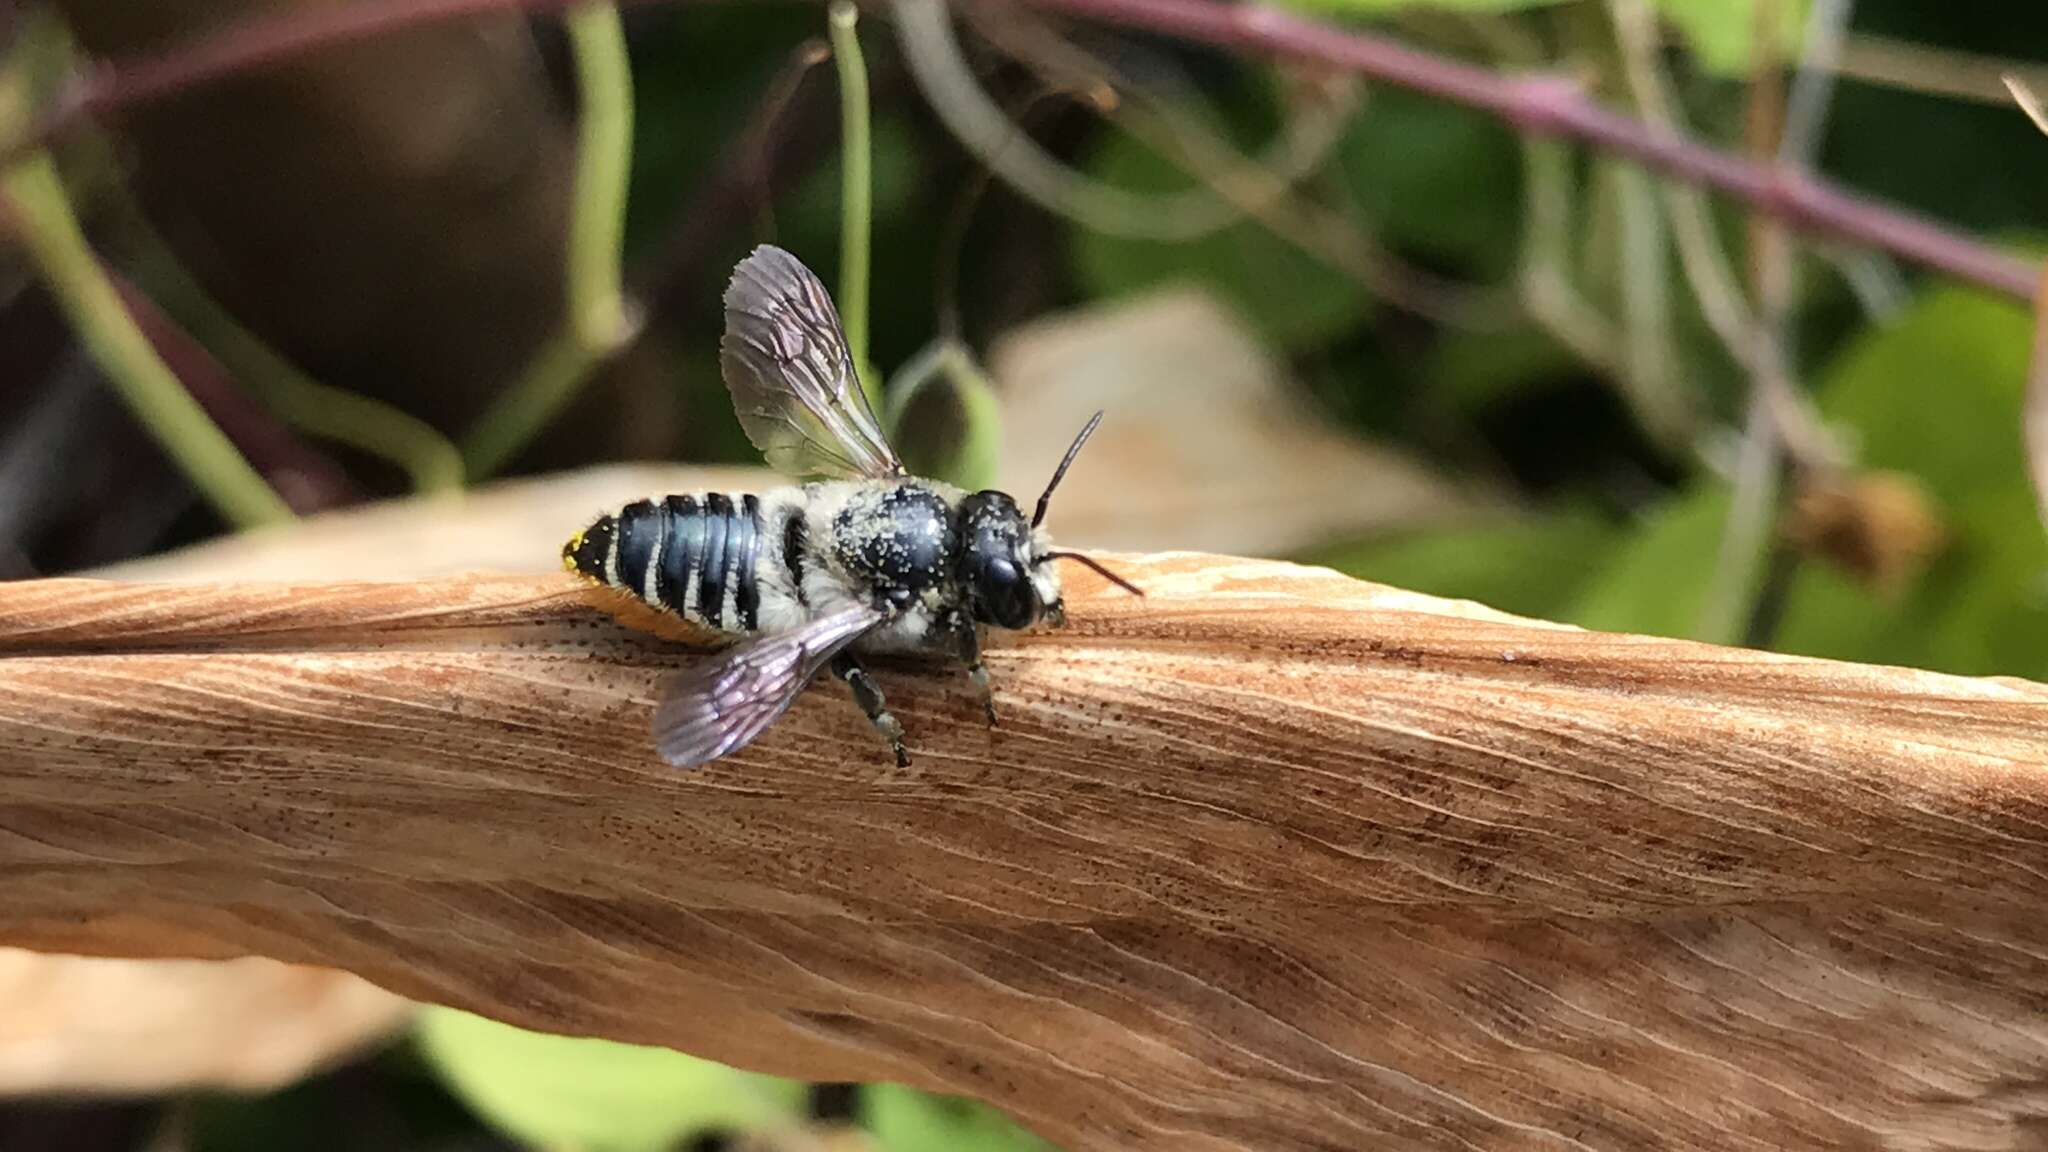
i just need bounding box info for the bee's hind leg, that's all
[944,612,997,726]
[830,653,909,767]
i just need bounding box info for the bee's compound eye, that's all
[975,555,1039,630]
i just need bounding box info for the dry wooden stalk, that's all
[4,555,2048,1150]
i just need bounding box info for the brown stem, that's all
[2027,262,2048,530]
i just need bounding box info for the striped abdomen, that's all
[564,493,763,632]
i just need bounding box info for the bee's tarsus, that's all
[834,652,908,764]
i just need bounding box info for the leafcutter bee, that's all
[564,245,1141,768]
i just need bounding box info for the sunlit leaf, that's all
[1302,507,1620,619]
[1650,0,1812,75]
[1777,282,2046,677]
[1811,286,2033,510]
[1564,485,1728,638]
[1570,280,2044,677]
[17,518,2048,1151]
[416,1008,806,1152]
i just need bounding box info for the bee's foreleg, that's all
[830,652,909,767]
[943,612,997,726]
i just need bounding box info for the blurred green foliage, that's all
[1305,507,1621,619]
[416,1008,808,1151]
[1650,0,1813,74]
[1072,126,1373,349]
[1268,0,1557,15]
[1781,284,2043,676]
[886,340,1005,491]
[1336,89,1524,282]
[864,1086,1060,1152]
[409,1007,1067,1152]
[1339,282,2044,684]
[1255,0,1808,74]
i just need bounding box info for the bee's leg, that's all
[943,612,997,725]
[830,652,909,767]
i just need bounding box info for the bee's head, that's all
[956,412,1141,632]
[957,491,1052,631]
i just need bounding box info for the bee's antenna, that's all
[1033,410,1105,529]
[1044,552,1145,598]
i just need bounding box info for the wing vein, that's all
[651,606,883,768]
[719,245,905,481]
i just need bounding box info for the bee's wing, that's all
[651,606,883,769]
[720,245,906,481]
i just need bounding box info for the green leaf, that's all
[1811,286,2033,510]
[1301,508,1621,619]
[864,1085,1056,1152]
[884,341,1003,492]
[1071,122,1370,350]
[1420,322,1588,414]
[1335,88,1524,280]
[1777,282,2046,678]
[1650,0,1812,75]
[415,1008,805,1152]
[1565,486,1730,639]
[1912,490,2048,679]
[1568,278,2045,678]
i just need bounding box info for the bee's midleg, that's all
[611,493,765,633]
[831,652,909,767]
[944,611,996,725]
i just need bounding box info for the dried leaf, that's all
[990,289,1487,555]
[2009,74,2048,137]
[6,542,2048,1150]
[0,466,770,1096]
[0,949,409,1095]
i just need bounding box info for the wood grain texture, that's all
[4,556,2048,1150]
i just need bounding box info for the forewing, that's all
[651,606,882,768]
[720,245,904,480]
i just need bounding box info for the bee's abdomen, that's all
[568,493,763,632]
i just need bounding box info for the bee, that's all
[564,245,1141,769]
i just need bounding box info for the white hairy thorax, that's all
[798,479,957,653]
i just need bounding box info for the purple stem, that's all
[1017,0,2039,300]
[108,272,360,515]
[12,0,2042,301]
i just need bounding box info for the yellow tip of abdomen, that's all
[561,530,585,573]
